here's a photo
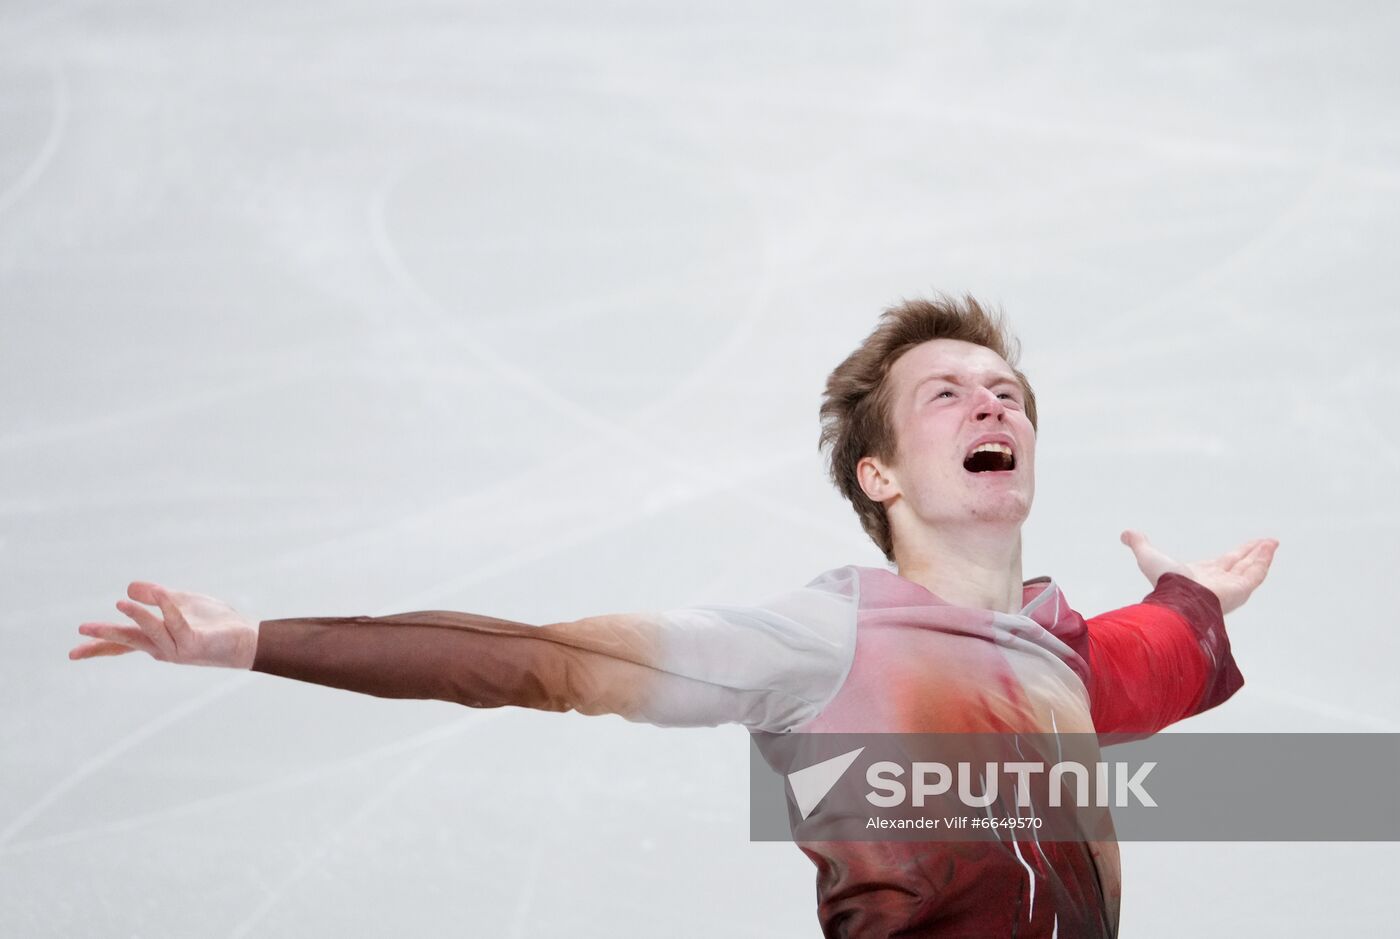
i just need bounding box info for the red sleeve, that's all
[1084,572,1245,736]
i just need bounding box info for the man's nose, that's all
[972,387,1006,422]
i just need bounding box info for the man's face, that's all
[863,338,1036,532]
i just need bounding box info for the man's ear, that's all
[857,455,899,504]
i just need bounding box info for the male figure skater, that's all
[70,295,1278,937]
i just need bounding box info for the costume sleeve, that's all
[1083,572,1245,736]
[250,566,858,733]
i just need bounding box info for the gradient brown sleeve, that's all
[250,609,667,717]
[248,573,860,730]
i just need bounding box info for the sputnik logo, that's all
[787,747,865,820]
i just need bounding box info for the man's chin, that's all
[967,491,1032,524]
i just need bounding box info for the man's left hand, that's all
[1120,530,1280,616]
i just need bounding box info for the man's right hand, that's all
[69,581,259,669]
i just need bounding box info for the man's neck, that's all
[895,524,1025,614]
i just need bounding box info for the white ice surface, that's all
[3,1,1398,936]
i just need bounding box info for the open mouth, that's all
[963,442,1016,473]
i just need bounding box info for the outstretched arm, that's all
[71,569,859,733]
[1083,532,1278,735]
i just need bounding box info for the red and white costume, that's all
[252,565,1241,937]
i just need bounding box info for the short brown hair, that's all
[818,294,1038,563]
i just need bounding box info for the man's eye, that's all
[935,390,954,399]
[997,393,1016,401]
